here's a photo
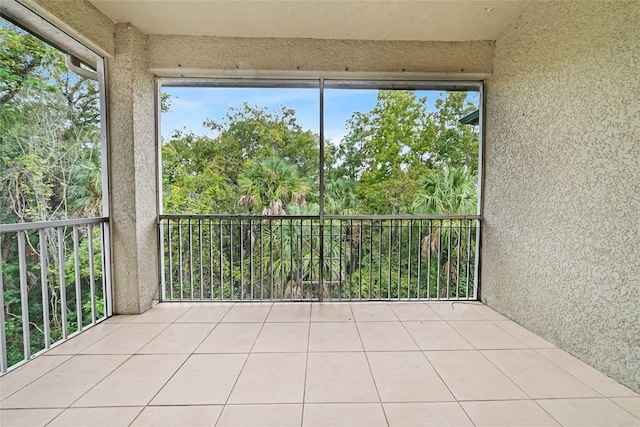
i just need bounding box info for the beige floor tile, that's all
[129,302,195,323]
[72,354,187,407]
[217,404,302,427]
[493,320,556,348]
[404,321,474,350]
[368,352,454,402]
[48,407,143,426]
[266,303,311,322]
[389,303,441,321]
[221,303,272,322]
[537,349,638,397]
[384,402,473,426]
[0,409,63,427]
[425,351,528,401]
[151,354,247,405]
[253,323,309,352]
[228,353,306,404]
[482,350,601,399]
[0,355,127,408]
[427,302,486,320]
[308,322,363,352]
[101,314,137,324]
[195,323,262,353]
[80,323,169,354]
[612,398,640,418]
[138,323,214,354]
[357,321,418,351]
[350,303,398,321]
[461,400,560,426]
[46,324,124,355]
[131,405,222,426]
[467,304,509,320]
[176,303,234,323]
[310,303,354,322]
[0,355,71,399]
[305,352,379,403]
[303,403,387,426]
[449,321,529,349]
[537,398,640,426]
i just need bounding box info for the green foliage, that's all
[1,19,105,369]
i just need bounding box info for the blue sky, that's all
[161,87,478,143]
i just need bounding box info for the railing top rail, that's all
[0,217,109,233]
[159,214,481,221]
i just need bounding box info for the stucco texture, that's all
[23,0,115,56]
[483,1,640,392]
[147,36,493,78]
[107,24,159,314]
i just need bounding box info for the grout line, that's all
[349,303,390,427]
[300,302,313,427]
[218,302,275,417]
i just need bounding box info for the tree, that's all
[238,158,311,215]
[1,19,106,368]
[412,167,478,215]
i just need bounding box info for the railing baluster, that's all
[39,229,51,349]
[466,220,472,299]
[17,231,31,360]
[189,219,194,300]
[407,220,412,299]
[260,220,264,300]
[240,220,244,300]
[387,220,392,300]
[417,221,422,300]
[436,220,442,300]
[456,220,462,299]
[0,238,7,373]
[230,220,234,300]
[57,227,68,339]
[219,220,223,299]
[209,219,214,299]
[200,219,204,300]
[87,224,96,324]
[249,219,254,300]
[358,220,362,300]
[178,220,184,300]
[167,221,173,300]
[447,220,452,299]
[397,221,401,300]
[73,226,83,331]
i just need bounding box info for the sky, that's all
[161,86,479,144]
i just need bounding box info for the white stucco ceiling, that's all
[88,0,534,41]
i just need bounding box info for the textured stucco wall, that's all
[483,1,640,392]
[21,0,115,56]
[147,35,493,78]
[107,23,159,314]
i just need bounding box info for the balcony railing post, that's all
[0,238,7,373]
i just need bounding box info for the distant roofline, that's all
[459,109,479,125]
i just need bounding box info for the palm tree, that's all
[411,167,478,298]
[323,178,357,214]
[411,166,477,215]
[237,158,311,215]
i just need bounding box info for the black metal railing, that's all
[159,214,480,302]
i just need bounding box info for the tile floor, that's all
[0,302,638,426]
